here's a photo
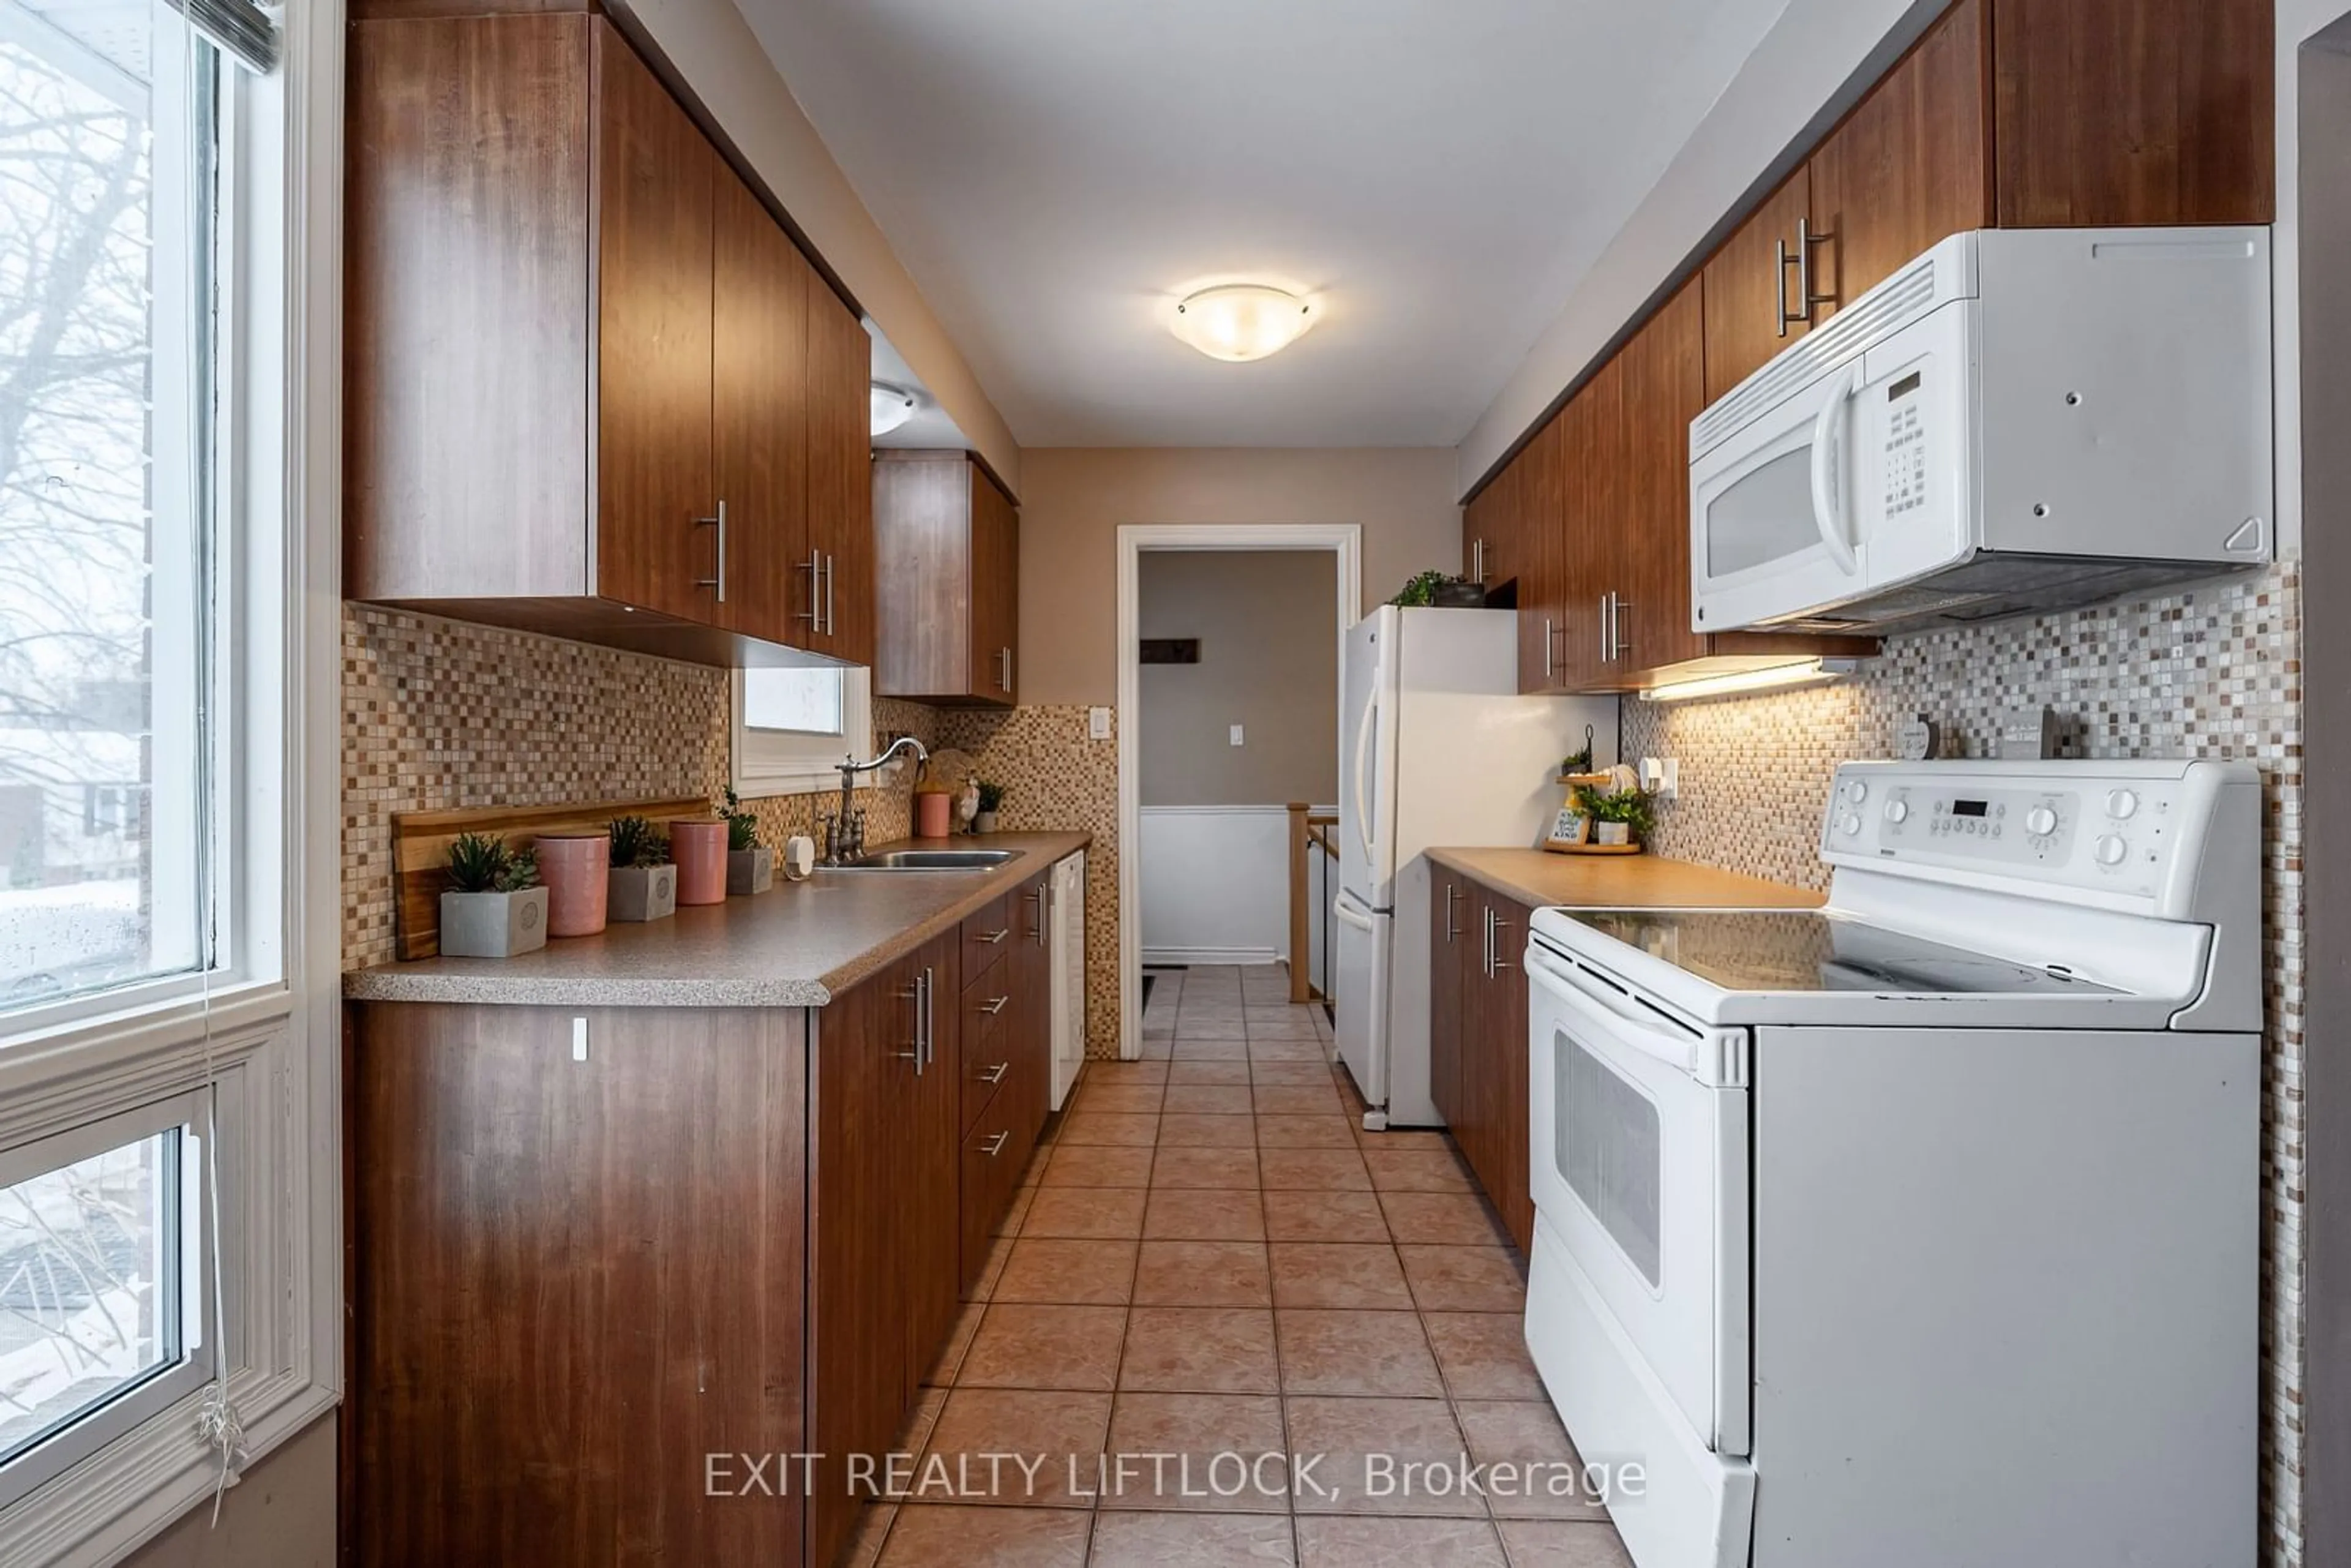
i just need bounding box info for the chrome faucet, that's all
[830,736,929,865]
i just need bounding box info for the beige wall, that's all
[1018,448,1463,707]
[125,1414,336,1567]
[1139,551,1337,806]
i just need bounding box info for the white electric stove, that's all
[1521,759,2260,1568]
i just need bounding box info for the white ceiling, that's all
[738,0,1789,449]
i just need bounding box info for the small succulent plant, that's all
[976,781,1007,814]
[609,815,670,868]
[721,787,761,853]
[1573,785,1658,844]
[446,832,540,894]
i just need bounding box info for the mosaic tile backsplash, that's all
[1624,559,2304,1567]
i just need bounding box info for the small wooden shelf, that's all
[1545,841,1644,857]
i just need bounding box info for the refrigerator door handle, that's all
[1351,692,1379,859]
[1333,896,1378,934]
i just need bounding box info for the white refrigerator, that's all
[1333,606,1617,1127]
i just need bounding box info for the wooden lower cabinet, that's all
[1428,877,1536,1255]
[348,860,1078,1568]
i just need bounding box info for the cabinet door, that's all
[1992,0,2273,228]
[969,467,1020,705]
[1611,282,1709,680]
[902,936,962,1390]
[808,285,876,666]
[1555,367,1617,693]
[1516,416,1564,694]
[1488,894,1535,1256]
[1453,896,1498,1204]
[712,166,811,647]
[590,23,716,622]
[1429,875,1466,1125]
[1466,451,1519,601]
[1809,0,1992,320]
[1700,168,1810,406]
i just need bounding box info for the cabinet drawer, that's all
[958,1097,1030,1295]
[960,1000,1014,1136]
[961,894,1016,980]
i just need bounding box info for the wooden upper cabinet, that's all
[345,12,871,669]
[712,165,811,647]
[1465,451,1519,600]
[1610,283,1710,681]
[872,452,1021,706]
[1514,416,1564,694]
[1808,0,1993,320]
[1700,170,1813,405]
[1992,0,2274,228]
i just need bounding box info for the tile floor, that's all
[852,965,1634,1568]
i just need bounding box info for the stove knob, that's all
[2025,806,2059,837]
[2106,788,2140,820]
[2095,833,2129,867]
[1884,800,1909,824]
[1844,779,1869,804]
[1839,812,1862,837]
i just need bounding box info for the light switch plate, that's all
[1089,707,1112,740]
[1229,724,1245,746]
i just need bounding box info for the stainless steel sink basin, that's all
[826,847,1018,872]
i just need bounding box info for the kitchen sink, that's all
[825,847,1019,872]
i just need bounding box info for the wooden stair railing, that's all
[1288,803,1341,1003]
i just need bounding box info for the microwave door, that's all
[1689,367,1867,634]
[1856,299,1978,592]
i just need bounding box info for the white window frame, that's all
[0,0,340,1559]
[731,663,876,796]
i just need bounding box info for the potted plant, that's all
[1391,569,1487,609]
[606,816,676,923]
[1575,784,1658,849]
[972,781,1006,835]
[439,833,547,957]
[722,787,773,895]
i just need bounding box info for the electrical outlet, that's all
[1229,724,1245,747]
[1089,707,1112,740]
[1640,757,1679,800]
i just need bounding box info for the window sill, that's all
[0,979,293,1095]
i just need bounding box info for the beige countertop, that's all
[1425,846,1823,912]
[343,832,1091,1010]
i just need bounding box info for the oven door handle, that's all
[1526,942,1736,1084]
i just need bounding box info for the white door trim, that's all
[1115,523,1362,1059]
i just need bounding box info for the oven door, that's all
[1526,939,1752,1455]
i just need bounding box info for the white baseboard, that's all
[1144,945,1281,967]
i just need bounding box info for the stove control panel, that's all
[1820,762,2202,901]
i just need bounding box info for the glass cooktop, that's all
[1559,909,2120,997]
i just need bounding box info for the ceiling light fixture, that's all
[1171,284,1317,362]
[1640,658,1863,705]
[870,381,918,436]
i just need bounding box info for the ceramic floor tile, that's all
[1378,1191,1509,1246]
[1149,1146,1261,1190]
[999,1181,1040,1231]
[1169,1059,1255,1086]
[1044,1145,1158,1190]
[923,1300,986,1387]
[1082,1083,1169,1115]
[1423,1313,1547,1401]
[1144,1188,1267,1242]
[1269,1243,1415,1310]
[1294,1515,1507,1567]
[1276,1309,1444,1398]
[1247,1038,1330,1062]
[964,1232,1015,1302]
[1173,1037,1253,1059]
[1397,1245,1526,1313]
[1251,1084,1346,1117]
[1024,1187,1150,1240]
[844,1500,895,1568]
[1256,1148,1371,1191]
[918,1387,1114,1507]
[1262,1190,1391,1244]
[1248,1062,1339,1087]
[1355,1127,1453,1152]
[994,1239,1139,1306]
[1132,1240,1273,1307]
[1162,1085,1257,1116]
[1087,1510,1297,1563]
[1100,1392,1291,1513]
[1491,1519,1634,1564]
[1362,1149,1475,1193]
[1060,1112,1163,1147]
[1159,1113,1259,1149]
[1281,1397,1480,1517]
[1088,1060,1172,1084]
[1453,1402,1611,1521]
[1119,1306,1280,1394]
[1255,1116,1360,1149]
[877,1503,1091,1567]
[1136,1037,1174,1060]
[958,1304,1128,1392]
[1245,1019,1327,1043]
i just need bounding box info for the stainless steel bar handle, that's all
[922,966,936,1070]
[980,995,1011,1016]
[1799,217,1833,312]
[1776,238,1804,336]
[981,1062,1010,1085]
[1473,539,1486,583]
[695,500,728,602]
[1490,913,1515,972]
[981,928,1010,946]
[824,553,837,635]
[896,979,922,1063]
[983,1130,1011,1157]
[1542,617,1554,681]
[1029,887,1047,943]
[1481,904,1494,979]
[1611,596,1632,662]
[797,549,822,623]
[1444,883,1460,942]
[1598,595,1613,664]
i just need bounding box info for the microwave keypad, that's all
[1883,399,1927,516]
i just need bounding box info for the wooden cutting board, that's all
[389,797,713,961]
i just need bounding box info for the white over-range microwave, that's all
[1687,227,2272,637]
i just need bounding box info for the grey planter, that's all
[972,811,999,835]
[1594,821,1632,847]
[727,844,774,896]
[439,887,548,958]
[608,863,677,922]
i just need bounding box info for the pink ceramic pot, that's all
[534,834,610,937]
[670,820,729,906]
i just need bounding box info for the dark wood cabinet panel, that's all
[1432,885,1535,1256]
[972,468,1021,703]
[1557,358,1621,694]
[713,163,812,647]
[589,24,717,623]
[1515,415,1565,694]
[1700,170,1812,405]
[1810,0,1993,318]
[808,288,877,667]
[1610,283,1711,681]
[903,936,962,1390]
[351,1003,807,1567]
[1430,873,1466,1125]
[1993,0,2274,228]
[874,452,1021,705]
